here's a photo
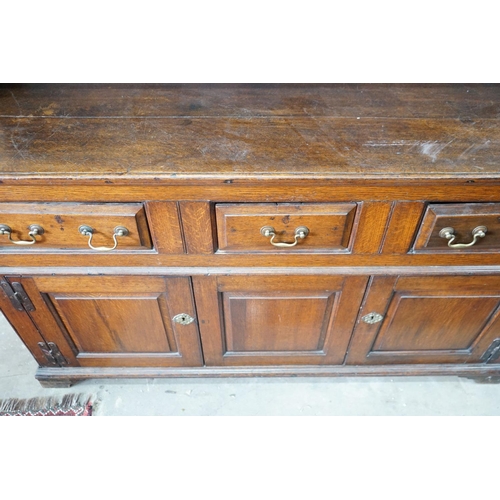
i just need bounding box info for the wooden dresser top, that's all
[0,84,499,180]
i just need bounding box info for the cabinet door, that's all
[192,275,368,366]
[0,276,53,367]
[346,276,500,365]
[0,276,203,368]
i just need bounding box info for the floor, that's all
[1,313,500,416]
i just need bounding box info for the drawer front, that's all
[215,203,358,253]
[0,203,152,251]
[413,203,500,253]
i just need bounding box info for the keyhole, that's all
[173,313,195,325]
[362,312,383,324]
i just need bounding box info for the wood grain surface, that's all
[1,84,499,179]
[346,275,500,365]
[413,203,500,253]
[215,203,357,253]
[0,202,152,251]
[193,274,368,366]
[14,275,204,368]
[1,84,499,118]
[1,84,500,383]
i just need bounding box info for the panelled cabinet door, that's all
[346,276,500,365]
[0,276,53,367]
[192,275,368,366]
[1,276,203,368]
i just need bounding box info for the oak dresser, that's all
[1,83,500,387]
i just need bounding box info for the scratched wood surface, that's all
[0,84,499,179]
[1,84,499,118]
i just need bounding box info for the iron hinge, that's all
[481,338,500,364]
[38,342,68,366]
[0,280,35,312]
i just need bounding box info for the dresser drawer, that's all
[215,203,358,253]
[413,203,500,253]
[0,203,153,252]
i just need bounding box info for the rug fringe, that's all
[0,393,93,414]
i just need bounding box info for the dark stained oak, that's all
[34,363,500,386]
[179,202,216,254]
[1,116,500,179]
[192,275,368,366]
[352,202,393,254]
[53,296,174,353]
[346,275,500,365]
[215,203,357,253]
[381,202,426,254]
[0,202,152,252]
[223,291,332,352]
[1,84,500,384]
[413,203,500,253]
[144,201,184,254]
[2,252,500,271]
[0,276,53,366]
[2,84,499,119]
[5,275,204,368]
[0,179,499,201]
[1,84,500,180]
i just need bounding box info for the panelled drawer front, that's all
[0,203,153,252]
[215,203,358,253]
[413,203,500,253]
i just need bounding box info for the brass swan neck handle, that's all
[0,224,44,245]
[439,226,487,248]
[79,225,129,251]
[260,226,309,247]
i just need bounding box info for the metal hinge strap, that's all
[10,282,35,311]
[0,280,35,312]
[38,342,68,366]
[38,342,58,365]
[481,338,500,364]
[1,280,24,311]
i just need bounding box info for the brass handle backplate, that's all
[260,226,309,247]
[79,225,129,251]
[0,224,44,245]
[439,225,487,248]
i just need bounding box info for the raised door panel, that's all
[346,276,500,365]
[223,291,335,352]
[193,275,368,366]
[50,295,174,354]
[7,276,203,368]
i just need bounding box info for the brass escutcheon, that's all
[362,312,384,324]
[173,313,195,325]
